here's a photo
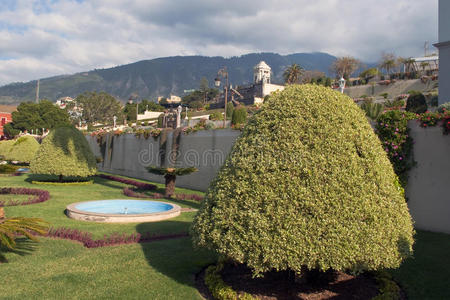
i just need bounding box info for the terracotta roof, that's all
[0,105,17,113]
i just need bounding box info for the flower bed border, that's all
[46,227,188,248]
[123,186,204,202]
[97,174,157,190]
[0,187,50,207]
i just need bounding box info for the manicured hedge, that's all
[1,136,39,163]
[0,187,50,207]
[0,140,14,159]
[30,126,97,178]
[192,84,414,276]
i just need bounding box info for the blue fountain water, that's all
[75,200,173,215]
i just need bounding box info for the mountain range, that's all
[0,52,338,105]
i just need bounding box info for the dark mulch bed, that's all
[196,263,392,300]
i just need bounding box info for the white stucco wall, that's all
[137,111,163,121]
[262,83,285,97]
[439,0,450,42]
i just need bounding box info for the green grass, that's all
[0,194,31,205]
[0,173,214,299]
[1,174,450,299]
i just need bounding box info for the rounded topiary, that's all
[192,84,414,276]
[30,126,97,179]
[405,92,427,114]
[5,136,40,163]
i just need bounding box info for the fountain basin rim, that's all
[66,200,181,223]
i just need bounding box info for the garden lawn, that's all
[1,174,450,299]
[0,173,214,299]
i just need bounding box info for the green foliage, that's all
[380,93,389,99]
[376,111,416,188]
[5,136,40,163]
[231,106,248,126]
[371,271,401,300]
[30,126,97,178]
[147,167,197,176]
[75,92,123,125]
[385,99,405,109]
[204,262,256,300]
[0,164,18,174]
[123,103,137,121]
[0,140,14,159]
[226,102,234,119]
[360,102,384,121]
[138,100,165,113]
[0,213,48,262]
[192,85,414,276]
[7,100,70,134]
[209,111,224,121]
[3,123,20,138]
[406,92,427,114]
[437,102,450,113]
[359,68,379,81]
[182,88,219,108]
[283,64,304,84]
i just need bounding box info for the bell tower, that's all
[253,61,271,84]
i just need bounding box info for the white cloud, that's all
[0,0,438,85]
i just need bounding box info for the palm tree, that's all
[379,53,397,75]
[147,167,198,198]
[283,64,304,84]
[420,62,430,74]
[0,208,48,262]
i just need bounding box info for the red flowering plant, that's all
[376,110,416,188]
[418,111,440,127]
[441,109,450,135]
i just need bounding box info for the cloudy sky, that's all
[0,0,438,86]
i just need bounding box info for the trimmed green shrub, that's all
[226,102,234,119]
[209,111,224,121]
[406,92,427,114]
[231,106,247,126]
[30,126,97,180]
[0,140,14,159]
[437,102,450,113]
[5,136,40,163]
[192,85,414,276]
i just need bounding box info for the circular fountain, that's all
[66,200,181,223]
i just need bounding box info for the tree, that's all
[331,56,361,79]
[283,64,304,84]
[420,62,430,74]
[147,167,197,198]
[7,101,70,135]
[192,85,414,277]
[226,102,234,119]
[123,103,137,121]
[199,77,209,104]
[75,92,123,125]
[379,53,397,75]
[359,68,379,82]
[231,106,248,126]
[138,100,165,113]
[30,126,97,181]
[0,207,48,262]
[5,136,40,163]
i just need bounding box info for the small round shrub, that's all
[406,93,427,114]
[5,136,40,163]
[192,85,414,276]
[231,106,248,126]
[209,111,224,121]
[30,126,97,179]
[437,102,450,113]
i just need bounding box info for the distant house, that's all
[0,105,16,139]
[408,56,439,73]
[158,95,182,104]
[435,0,450,105]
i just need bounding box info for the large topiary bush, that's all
[405,92,427,114]
[5,136,40,163]
[192,84,414,276]
[30,126,97,180]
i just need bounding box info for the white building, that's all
[236,61,285,105]
[435,0,450,105]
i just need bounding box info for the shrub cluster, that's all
[376,111,416,188]
[46,227,188,248]
[0,187,50,207]
[192,85,414,276]
[0,140,14,159]
[231,106,247,126]
[98,174,157,190]
[406,92,427,114]
[0,136,39,163]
